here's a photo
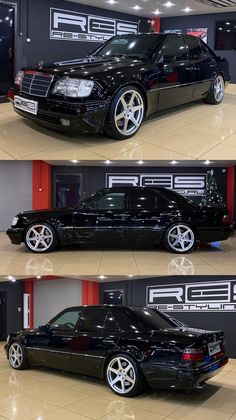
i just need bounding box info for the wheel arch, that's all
[161,220,199,244]
[24,220,61,244]
[101,347,144,379]
[108,81,148,116]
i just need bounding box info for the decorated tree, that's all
[201,169,224,206]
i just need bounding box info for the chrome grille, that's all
[21,72,54,97]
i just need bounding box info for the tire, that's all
[8,342,28,370]
[105,354,143,397]
[104,86,145,140]
[163,223,196,254]
[203,74,225,105]
[24,222,58,253]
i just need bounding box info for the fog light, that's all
[61,118,71,127]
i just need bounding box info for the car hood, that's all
[26,55,148,79]
[17,207,73,217]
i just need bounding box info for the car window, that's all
[112,308,142,333]
[88,192,126,210]
[161,36,188,63]
[160,189,192,205]
[185,36,203,60]
[129,189,156,210]
[129,307,175,331]
[50,309,82,331]
[79,308,118,333]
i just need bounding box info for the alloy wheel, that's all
[25,224,54,252]
[107,356,136,394]
[167,225,195,252]
[9,343,23,369]
[214,75,224,103]
[114,90,144,136]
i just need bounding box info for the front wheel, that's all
[104,86,145,140]
[106,354,143,397]
[163,224,196,253]
[8,342,28,370]
[24,223,58,253]
[204,74,225,105]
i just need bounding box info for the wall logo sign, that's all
[106,173,207,197]
[147,280,236,312]
[50,8,139,42]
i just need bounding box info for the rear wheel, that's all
[24,223,57,253]
[204,74,225,105]
[106,354,143,397]
[163,224,195,253]
[105,86,145,140]
[9,342,28,370]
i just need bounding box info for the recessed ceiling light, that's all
[36,275,41,279]
[227,29,231,32]
[98,275,106,279]
[127,274,134,277]
[137,160,144,164]
[163,1,175,7]
[225,22,231,25]
[182,7,192,13]
[70,160,79,163]
[131,5,143,10]
[203,160,212,165]
[154,8,162,15]
[218,27,223,30]
[106,0,117,4]
[105,160,112,164]
[170,160,178,165]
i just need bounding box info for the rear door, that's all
[125,188,168,245]
[184,36,214,97]
[71,307,120,377]
[157,35,194,108]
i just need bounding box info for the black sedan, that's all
[5,305,228,397]
[7,187,232,254]
[8,33,230,140]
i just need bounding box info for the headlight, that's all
[14,70,24,86]
[52,77,94,98]
[11,216,19,226]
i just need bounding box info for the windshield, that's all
[93,34,163,58]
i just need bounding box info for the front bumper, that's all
[6,228,25,245]
[8,89,110,134]
[198,226,233,243]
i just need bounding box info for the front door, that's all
[157,35,194,109]
[30,307,83,370]
[72,189,128,245]
[71,307,120,377]
[0,3,15,96]
[0,292,7,340]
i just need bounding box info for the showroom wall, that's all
[0,161,32,231]
[11,0,149,70]
[52,164,229,206]
[34,278,82,326]
[161,12,236,82]
[0,281,24,338]
[100,275,236,358]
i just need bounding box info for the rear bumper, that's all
[198,226,233,243]
[141,356,228,390]
[6,228,24,245]
[8,89,110,134]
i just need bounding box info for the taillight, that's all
[14,70,24,87]
[223,214,230,225]
[182,348,204,362]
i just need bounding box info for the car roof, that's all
[63,305,146,310]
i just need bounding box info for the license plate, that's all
[208,341,221,356]
[14,96,38,115]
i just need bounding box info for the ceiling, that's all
[66,0,236,18]
[47,159,236,167]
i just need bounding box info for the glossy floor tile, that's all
[0,232,235,276]
[1,84,236,160]
[0,343,236,420]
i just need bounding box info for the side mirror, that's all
[38,324,50,333]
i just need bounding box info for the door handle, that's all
[103,339,115,344]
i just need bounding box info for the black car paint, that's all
[8,33,230,135]
[7,187,232,249]
[5,306,228,390]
